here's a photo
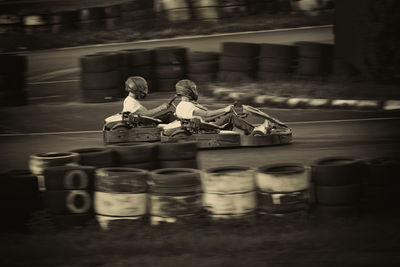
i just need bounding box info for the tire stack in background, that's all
[70,147,114,168]
[110,143,157,170]
[257,43,298,80]
[256,163,310,218]
[43,165,95,229]
[104,5,122,30]
[202,166,257,220]
[157,141,198,169]
[363,158,400,216]
[0,54,27,106]
[154,46,187,92]
[218,42,259,82]
[148,168,202,225]
[219,0,247,19]
[311,157,365,218]
[191,0,221,22]
[295,42,334,76]
[187,51,219,83]
[0,14,20,34]
[121,0,154,29]
[95,168,148,230]
[78,7,105,31]
[80,53,121,103]
[124,49,155,93]
[117,50,132,94]
[0,170,41,232]
[48,11,79,33]
[29,152,80,191]
[156,0,191,23]
[21,14,48,34]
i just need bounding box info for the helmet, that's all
[175,79,198,101]
[125,76,148,99]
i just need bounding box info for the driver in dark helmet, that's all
[123,76,175,123]
[174,79,271,135]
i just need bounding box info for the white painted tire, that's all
[94,192,147,217]
[203,191,256,215]
[202,166,255,193]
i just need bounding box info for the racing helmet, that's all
[175,79,198,101]
[125,76,148,99]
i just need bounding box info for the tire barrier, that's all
[110,143,157,170]
[123,49,155,93]
[257,43,298,80]
[0,170,41,231]
[22,14,49,34]
[256,163,310,217]
[187,51,219,83]
[295,42,333,75]
[202,166,256,219]
[191,0,221,22]
[157,141,199,169]
[42,165,95,229]
[121,0,155,28]
[0,14,20,34]
[219,0,247,19]
[104,5,122,30]
[363,158,400,215]
[154,46,187,91]
[148,168,202,225]
[95,168,148,230]
[70,147,114,168]
[311,156,366,218]
[80,53,121,103]
[78,7,105,31]
[156,0,191,22]
[218,42,259,82]
[0,54,27,107]
[29,152,80,191]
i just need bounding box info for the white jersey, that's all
[175,101,197,119]
[122,96,144,113]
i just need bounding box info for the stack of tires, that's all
[257,43,298,80]
[80,53,121,103]
[78,7,105,31]
[29,152,80,191]
[43,165,95,229]
[118,50,132,92]
[0,14,20,34]
[157,142,198,169]
[295,42,333,75]
[95,168,148,230]
[202,166,257,220]
[121,0,154,28]
[187,51,219,83]
[21,14,48,34]
[0,170,41,232]
[0,54,27,106]
[48,11,79,33]
[157,0,191,22]
[363,158,400,216]
[103,5,122,30]
[219,42,259,82]
[148,168,202,225]
[219,0,247,19]
[111,143,157,170]
[70,147,114,168]
[191,0,221,22]
[311,157,365,218]
[256,163,310,218]
[154,46,187,92]
[124,49,155,93]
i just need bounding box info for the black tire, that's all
[153,46,187,65]
[218,70,253,82]
[188,61,218,73]
[297,57,332,75]
[124,49,153,67]
[311,157,365,186]
[192,7,221,21]
[156,64,185,79]
[0,169,38,194]
[149,168,201,187]
[81,88,120,103]
[366,157,400,186]
[258,191,308,214]
[70,147,114,167]
[156,78,180,91]
[315,204,360,218]
[157,141,197,161]
[259,43,298,58]
[44,165,96,190]
[95,167,148,193]
[110,143,156,164]
[295,42,333,59]
[315,184,362,205]
[80,54,119,73]
[81,70,121,90]
[258,58,295,73]
[222,42,259,57]
[44,190,93,214]
[187,51,219,62]
[158,159,198,169]
[187,72,217,83]
[120,162,156,171]
[219,56,256,71]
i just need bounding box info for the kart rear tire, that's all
[157,141,198,161]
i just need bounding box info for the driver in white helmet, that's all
[175,79,271,135]
[123,76,175,123]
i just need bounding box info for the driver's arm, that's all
[193,105,232,119]
[136,104,168,117]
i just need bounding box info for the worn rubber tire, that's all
[44,190,93,214]
[311,157,366,186]
[188,61,218,73]
[158,159,198,169]
[149,168,201,187]
[80,54,119,73]
[219,56,256,71]
[120,162,156,171]
[187,51,219,62]
[124,49,153,67]
[110,143,156,164]
[295,42,333,59]
[157,141,197,161]
[315,184,362,205]
[259,43,298,58]
[70,147,114,167]
[297,57,332,75]
[218,70,253,82]
[95,167,148,193]
[43,165,95,190]
[29,152,80,176]
[222,42,259,57]
[258,191,309,213]
[258,57,295,73]
[81,70,121,90]
[153,46,187,65]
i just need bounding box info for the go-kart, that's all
[161,104,292,149]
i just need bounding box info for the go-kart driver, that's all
[174,79,271,135]
[123,76,175,123]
